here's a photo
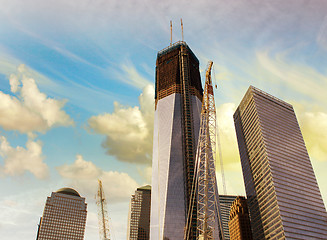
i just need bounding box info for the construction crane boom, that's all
[96,180,111,240]
[184,61,225,240]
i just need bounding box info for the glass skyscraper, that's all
[229,196,252,240]
[128,185,151,240]
[36,188,87,240]
[234,86,327,239]
[150,41,203,239]
[219,195,237,240]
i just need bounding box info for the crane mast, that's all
[96,180,111,240]
[184,61,224,240]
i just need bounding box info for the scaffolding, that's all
[180,45,197,240]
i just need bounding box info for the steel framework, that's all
[185,61,224,240]
[197,61,218,239]
[96,180,111,240]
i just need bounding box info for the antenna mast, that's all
[181,18,184,41]
[170,20,173,45]
[96,180,111,240]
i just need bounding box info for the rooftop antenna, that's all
[170,20,173,46]
[181,18,184,42]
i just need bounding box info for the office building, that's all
[229,196,252,240]
[36,188,87,240]
[128,185,151,240]
[150,41,203,239]
[234,86,327,239]
[219,195,237,240]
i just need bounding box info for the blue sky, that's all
[0,0,327,239]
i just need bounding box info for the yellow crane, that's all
[96,180,111,240]
[184,61,225,240]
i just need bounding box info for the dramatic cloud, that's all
[138,165,152,183]
[57,155,139,202]
[112,61,153,89]
[317,15,327,51]
[88,85,154,164]
[2,0,326,43]
[216,103,239,165]
[297,110,327,162]
[216,165,245,196]
[0,65,74,134]
[256,50,327,106]
[0,188,52,239]
[0,136,48,179]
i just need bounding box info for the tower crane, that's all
[96,180,111,240]
[184,61,225,240]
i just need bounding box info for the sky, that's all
[0,0,327,239]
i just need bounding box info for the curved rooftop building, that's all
[56,187,81,197]
[36,187,87,240]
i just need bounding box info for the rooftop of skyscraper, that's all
[137,185,151,191]
[157,41,199,62]
[56,187,81,197]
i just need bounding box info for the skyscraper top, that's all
[157,41,199,62]
[56,187,81,197]
[234,86,327,239]
[155,41,203,105]
[36,188,87,240]
[128,185,151,240]
[238,85,292,113]
[137,185,151,191]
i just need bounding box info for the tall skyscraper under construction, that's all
[36,188,87,240]
[234,86,327,239]
[150,41,203,239]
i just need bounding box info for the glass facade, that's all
[219,195,237,240]
[36,188,87,240]
[234,86,327,239]
[128,185,151,240]
[150,42,203,240]
[228,196,252,240]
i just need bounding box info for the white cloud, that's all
[0,136,48,179]
[110,61,152,89]
[0,188,52,239]
[58,155,101,179]
[256,50,327,106]
[57,155,139,202]
[0,65,74,134]
[216,103,240,165]
[216,162,246,196]
[88,85,154,164]
[296,110,327,162]
[138,165,152,183]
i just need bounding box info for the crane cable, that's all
[212,65,227,195]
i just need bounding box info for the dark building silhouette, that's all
[234,86,327,239]
[229,196,252,240]
[219,195,237,240]
[128,185,151,240]
[36,188,87,240]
